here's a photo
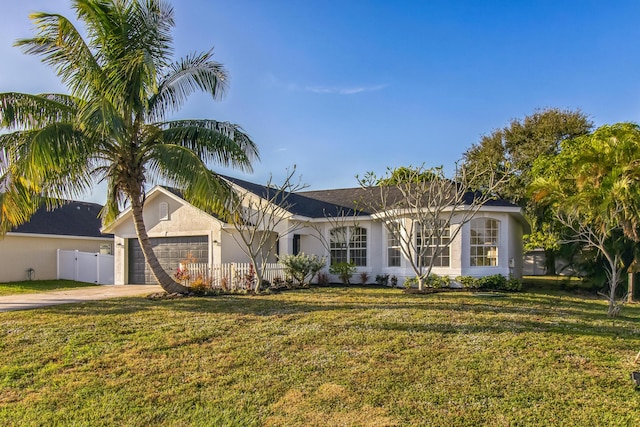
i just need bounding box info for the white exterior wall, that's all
[0,233,113,283]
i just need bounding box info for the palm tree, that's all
[0,0,259,294]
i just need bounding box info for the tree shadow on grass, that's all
[38,288,640,341]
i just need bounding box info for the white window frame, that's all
[330,226,367,267]
[470,218,499,267]
[386,222,401,267]
[416,219,450,268]
[159,202,169,221]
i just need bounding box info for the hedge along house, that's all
[104,176,529,286]
[0,201,114,282]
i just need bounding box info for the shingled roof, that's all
[11,201,111,238]
[222,176,369,218]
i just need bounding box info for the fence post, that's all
[56,249,60,280]
[74,250,80,282]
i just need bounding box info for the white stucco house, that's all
[103,176,529,286]
[0,201,114,283]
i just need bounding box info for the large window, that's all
[417,219,450,267]
[470,218,499,266]
[330,226,367,266]
[386,222,401,267]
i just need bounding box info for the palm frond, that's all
[156,120,259,171]
[148,50,228,121]
[145,143,233,216]
[15,13,104,102]
[0,93,78,131]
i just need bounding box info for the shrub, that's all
[316,271,330,286]
[390,275,398,287]
[375,274,389,286]
[404,277,418,289]
[189,274,213,294]
[457,274,522,292]
[477,274,507,290]
[456,275,480,289]
[329,262,356,285]
[360,272,370,285]
[279,253,326,286]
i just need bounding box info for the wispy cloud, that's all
[265,74,386,95]
[304,84,387,95]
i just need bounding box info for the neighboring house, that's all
[103,176,529,285]
[0,201,114,282]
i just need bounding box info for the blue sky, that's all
[2,1,640,203]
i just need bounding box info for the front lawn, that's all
[1,287,639,425]
[0,280,97,296]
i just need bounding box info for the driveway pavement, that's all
[0,285,163,312]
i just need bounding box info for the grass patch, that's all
[0,280,97,296]
[1,287,639,425]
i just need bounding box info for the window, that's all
[159,202,169,221]
[387,222,401,267]
[330,226,367,266]
[470,218,499,266]
[417,219,450,267]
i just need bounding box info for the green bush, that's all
[404,274,452,289]
[375,274,389,286]
[456,275,480,289]
[329,262,356,285]
[279,253,326,286]
[456,274,522,291]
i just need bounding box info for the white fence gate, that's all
[57,249,115,285]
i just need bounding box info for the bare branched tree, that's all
[556,212,627,317]
[224,167,308,292]
[357,163,510,290]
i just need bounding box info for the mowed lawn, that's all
[0,280,96,296]
[1,287,639,426]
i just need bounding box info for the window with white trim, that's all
[159,202,169,221]
[330,226,367,266]
[470,218,499,266]
[387,222,401,267]
[417,219,450,267]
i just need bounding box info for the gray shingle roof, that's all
[222,176,367,218]
[12,201,111,238]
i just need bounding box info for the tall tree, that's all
[0,0,258,293]
[530,123,640,316]
[357,163,509,290]
[463,108,593,274]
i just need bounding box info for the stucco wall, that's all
[0,233,113,282]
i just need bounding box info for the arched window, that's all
[330,226,367,266]
[159,202,169,221]
[470,218,499,266]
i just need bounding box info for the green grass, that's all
[1,287,640,425]
[0,280,97,296]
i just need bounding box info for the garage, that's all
[128,236,208,284]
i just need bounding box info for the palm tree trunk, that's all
[131,197,190,294]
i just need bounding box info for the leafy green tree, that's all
[463,108,593,274]
[0,1,258,294]
[530,123,640,316]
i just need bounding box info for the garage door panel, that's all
[128,236,208,284]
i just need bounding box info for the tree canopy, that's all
[529,122,640,315]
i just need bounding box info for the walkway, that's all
[0,285,162,312]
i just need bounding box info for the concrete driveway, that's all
[0,285,162,312]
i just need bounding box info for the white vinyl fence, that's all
[57,249,114,285]
[180,262,290,290]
